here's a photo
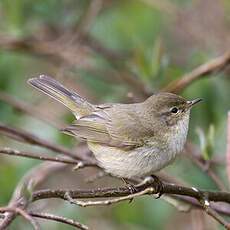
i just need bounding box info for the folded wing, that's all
[62,108,143,148]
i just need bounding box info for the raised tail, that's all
[28,75,94,118]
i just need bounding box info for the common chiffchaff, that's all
[28,75,202,179]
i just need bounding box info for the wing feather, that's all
[62,110,141,148]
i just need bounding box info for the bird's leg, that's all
[121,178,138,193]
[136,175,163,198]
[150,175,163,198]
[121,178,138,203]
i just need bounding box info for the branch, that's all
[202,204,230,229]
[31,179,230,228]
[74,0,103,35]
[0,123,96,163]
[29,212,89,230]
[0,162,67,229]
[32,180,230,204]
[0,207,40,230]
[0,32,148,98]
[162,51,230,93]
[64,187,154,207]
[170,195,230,217]
[0,148,93,168]
[185,143,227,190]
[4,143,228,218]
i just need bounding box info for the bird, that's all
[28,75,202,179]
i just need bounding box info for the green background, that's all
[0,0,229,229]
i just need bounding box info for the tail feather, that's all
[28,75,94,118]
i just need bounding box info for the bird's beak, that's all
[186,98,203,109]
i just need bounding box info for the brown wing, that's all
[62,105,144,148]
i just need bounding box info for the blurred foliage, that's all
[0,0,229,229]
[196,125,215,161]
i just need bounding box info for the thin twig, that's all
[29,212,89,230]
[82,34,127,62]
[163,51,230,93]
[185,143,227,190]
[189,155,226,190]
[0,123,96,163]
[170,195,230,217]
[64,187,154,207]
[74,0,103,35]
[0,148,92,168]
[205,206,230,229]
[0,207,40,230]
[199,198,230,229]
[0,162,68,229]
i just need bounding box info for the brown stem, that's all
[203,206,230,230]
[0,148,93,167]
[185,143,227,190]
[32,182,230,204]
[29,212,89,230]
[0,162,67,229]
[0,123,96,163]
[0,207,40,230]
[162,51,230,93]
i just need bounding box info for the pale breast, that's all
[167,113,189,156]
[88,141,180,179]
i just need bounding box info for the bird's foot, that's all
[150,175,163,198]
[121,178,138,203]
[136,175,163,198]
[122,178,138,193]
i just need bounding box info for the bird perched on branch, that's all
[28,75,201,179]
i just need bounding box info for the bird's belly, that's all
[88,142,177,179]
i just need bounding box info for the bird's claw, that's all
[121,178,138,201]
[136,175,163,198]
[150,175,163,198]
[126,183,138,194]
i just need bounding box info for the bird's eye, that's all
[170,107,179,114]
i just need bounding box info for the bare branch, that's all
[163,51,230,93]
[64,188,154,207]
[0,162,68,229]
[32,181,230,204]
[199,199,230,229]
[0,148,93,168]
[185,143,227,190]
[0,123,96,163]
[30,177,230,228]
[29,212,89,230]
[75,0,103,35]
[0,207,40,230]
[170,195,230,217]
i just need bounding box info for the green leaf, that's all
[196,125,215,161]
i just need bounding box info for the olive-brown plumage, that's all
[28,75,201,178]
